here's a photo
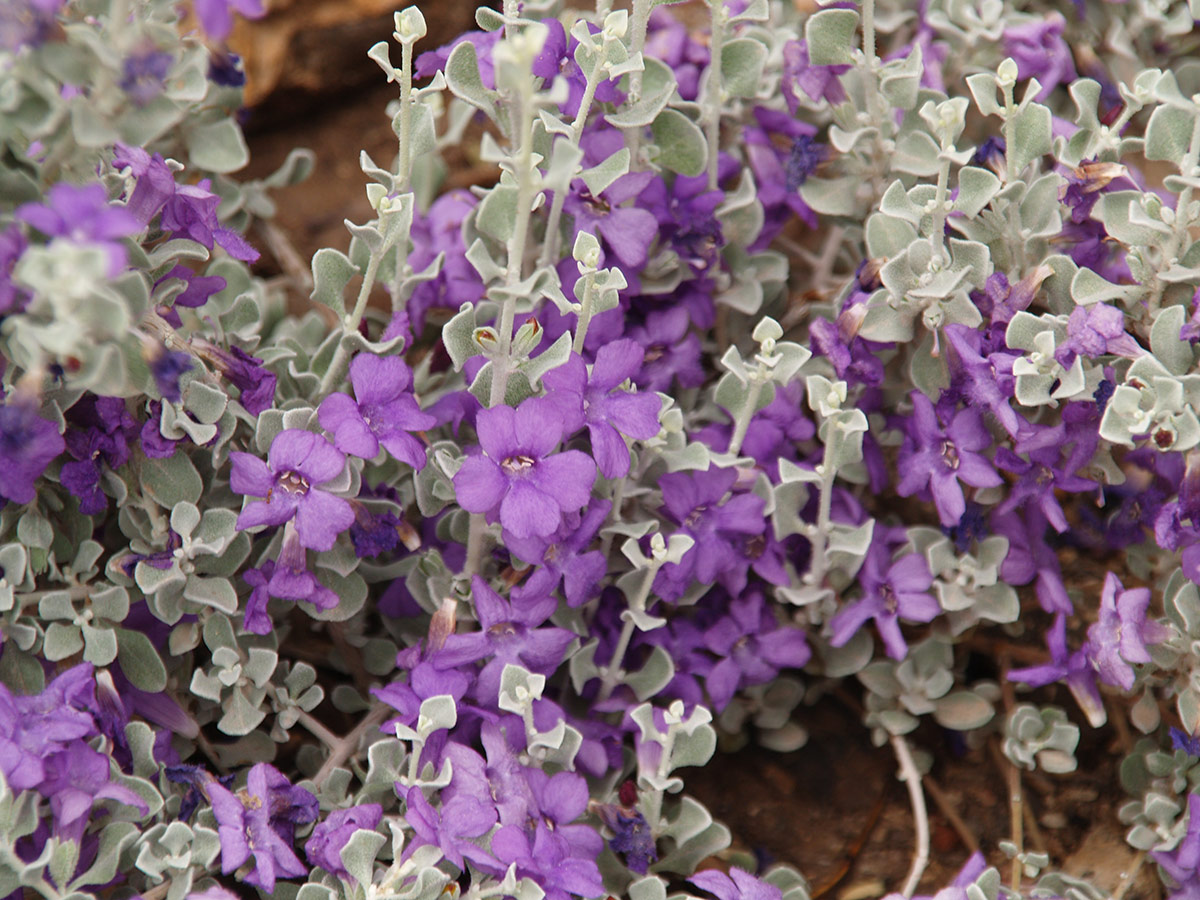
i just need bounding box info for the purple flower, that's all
[192,340,276,414]
[230,429,354,551]
[0,663,98,792]
[1155,794,1200,896]
[435,576,575,702]
[113,144,178,226]
[304,803,383,881]
[0,0,65,52]
[399,783,498,872]
[564,136,658,271]
[1085,572,1170,691]
[0,225,30,315]
[1009,613,1105,727]
[0,396,64,504]
[40,742,148,842]
[490,822,606,900]
[1002,12,1077,100]
[508,499,611,608]
[829,541,939,660]
[1172,728,1200,757]
[592,800,657,873]
[16,183,139,277]
[691,868,783,900]
[896,392,1003,527]
[415,31,500,89]
[703,592,811,711]
[193,0,266,42]
[120,46,174,106]
[628,306,705,393]
[543,341,661,478]
[147,344,194,403]
[161,179,259,263]
[654,466,766,601]
[156,264,227,311]
[453,397,597,540]
[60,396,137,515]
[318,354,435,467]
[781,39,849,108]
[208,763,317,892]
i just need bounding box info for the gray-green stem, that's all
[489,79,538,407]
[893,733,930,898]
[318,248,384,395]
[313,703,390,788]
[802,423,839,589]
[727,376,763,457]
[572,271,596,353]
[929,154,952,263]
[861,0,879,119]
[464,511,487,575]
[703,1,727,191]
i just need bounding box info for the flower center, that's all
[940,440,959,470]
[501,455,535,475]
[882,584,899,615]
[277,470,310,494]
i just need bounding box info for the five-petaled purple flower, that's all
[543,340,662,478]
[318,353,435,468]
[453,397,597,540]
[1085,572,1171,691]
[17,182,139,277]
[230,429,354,551]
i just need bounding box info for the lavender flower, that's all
[1002,13,1077,100]
[318,353,435,467]
[691,867,783,900]
[16,182,139,277]
[1009,613,1106,727]
[0,0,64,52]
[453,397,597,540]
[208,763,317,892]
[1085,572,1170,691]
[192,339,276,414]
[193,0,266,42]
[399,783,499,872]
[781,39,849,108]
[304,803,383,881]
[230,429,354,551]
[0,396,64,504]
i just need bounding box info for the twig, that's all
[891,733,930,899]
[988,738,1024,893]
[1112,851,1147,900]
[923,775,980,854]
[313,703,391,788]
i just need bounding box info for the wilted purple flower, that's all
[1060,161,1127,224]
[1009,613,1105,727]
[193,0,266,42]
[1155,794,1200,896]
[453,397,597,540]
[1057,304,1143,367]
[781,39,849,108]
[208,763,317,892]
[1002,12,1077,100]
[166,764,234,822]
[318,353,435,467]
[40,741,148,842]
[896,392,1003,527]
[60,396,137,515]
[147,344,194,403]
[0,395,64,504]
[1085,572,1171,690]
[435,576,575,702]
[829,540,938,660]
[0,663,97,791]
[192,339,276,414]
[230,429,354,551]
[785,134,824,191]
[208,49,247,86]
[591,798,657,873]
[304,803,383,881]
[16,183,139,277]
[156,264,227,313]
[543,341,661,478]
[691,867,783,900]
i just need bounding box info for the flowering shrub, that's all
[4,0,1200,899]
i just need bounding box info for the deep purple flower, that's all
[564,136,658,271]
[628,306,705,393]
[532,18,624,118]
[208,763,317,892]
[896,392,1003,527]
[241,525,339,635]
[1173,728,1200,757]
[654,466,767,601]
[829,540,938,660]
[995,410,1099,534]
[230,429,354,551]
[703,592,811,711]
[113,144,178,226]
[592,800,657,873]
[543,341,661,478]
[40,742,148,842]
[944,324,1021,437]
[0,663,97,792]
[148,345,194,403]
[0,396,64,504]
[60,396,137,515]
[435,576,575,702]
[781,39,849,108]
[1085,572,1170,691]
[415,30,499,89]
[994,507,1072,614]
[1009,613,1105,727]
[208,49,247,86]
[16,183,139,277]
[404,190,484,335]
[1155,794,1200,896]
[304,803,383,881]
[141,402,182,459]
[318,354,435,467]
[156,264,227,311]
[785,134,824,191]
[508,499,610,607]
[453,397,597,540]
[166,764,234,822]
[192,340,276,414]
[193,0,266,42]
[691,867,783,900]
[1002,12,1077,100]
